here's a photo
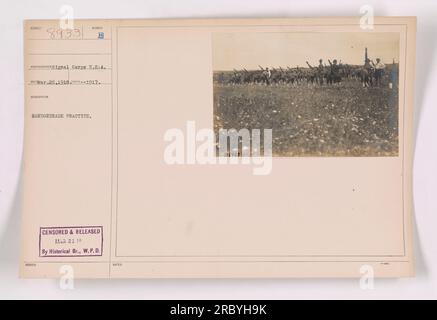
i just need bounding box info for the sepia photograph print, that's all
[18,17,416,281]
[213,32,400,157]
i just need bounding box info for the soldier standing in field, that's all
[317,59,325,85]
[327,59,341,85]
[263,67,271,85]
[361,58,373,87]
[306,59,325,85]
[389,59,398,89]
[371,58,386,86]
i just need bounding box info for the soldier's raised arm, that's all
[306,61,314,69]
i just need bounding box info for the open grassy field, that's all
[213,80,398,157]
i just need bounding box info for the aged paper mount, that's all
[21,17,416,278]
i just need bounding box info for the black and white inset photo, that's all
[213,32,400,157]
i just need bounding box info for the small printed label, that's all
[39,226,103,257]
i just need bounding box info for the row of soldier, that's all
[220,58,393,88]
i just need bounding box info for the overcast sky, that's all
[213,32,400,71]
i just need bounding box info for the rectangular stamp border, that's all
[39,226,104,258]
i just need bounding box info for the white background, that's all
[0,0,436,299]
